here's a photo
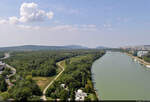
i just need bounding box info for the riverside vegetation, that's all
[142,52,150,63]
[0,50,105,101]
[46,51,105,100]
[0,52,4,58]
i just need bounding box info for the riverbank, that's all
[126,53,150,67]
[45,51,105,101]
[92,53,106,101]
[92,66,100,100]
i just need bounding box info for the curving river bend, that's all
[92,52,150,100]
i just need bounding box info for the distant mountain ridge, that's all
[0,45,89,51]
[96,46,109,49]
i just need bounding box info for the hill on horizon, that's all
[0,45,89,51]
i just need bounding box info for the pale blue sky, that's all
[0,0,150,48]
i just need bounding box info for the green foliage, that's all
[85,80,93,93]
[4,50,89,77]
[0,75,7,92]
[142,52,150,63]
[12,87,32,101]
[9,75,42,101]
[46,50,105,100]
[0,92,9,101]
[0,52,4,58]
[2,50,105,100]
[2,67,12,77]
[59,89,69,100]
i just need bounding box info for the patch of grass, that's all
[57,60,66,69]
[28,96,41,101]
[70,55,88,63]
[88,93,97,101]
[32,76,56,91]
[32,65,63,91]
[47,97,54,101]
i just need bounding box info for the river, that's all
[92,52,150,100]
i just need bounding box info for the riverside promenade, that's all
[126,53,150,67]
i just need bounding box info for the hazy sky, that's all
[0,0,150,48]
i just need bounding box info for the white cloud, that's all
[0,2,97,32]
[19,2,53,22]
[102,23,113,31]
[103,24,111,28]
[51,4,79,15]
[48,24,97,32]
[17,25,32,29]
[9,16,19,24]
[48,25,77,31]
[17,24,40,30]
[46,12,54,19]
[0,19,7,24]
[0,2,54,24]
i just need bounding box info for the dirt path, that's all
[41,61,65,101]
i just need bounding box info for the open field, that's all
[69,55,87,64]
[32,76,56,91]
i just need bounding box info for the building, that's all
[60,84,66,88]
[75,89,87,101]
[137,51,149,57]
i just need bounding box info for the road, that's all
[6,64,16,78]
[41,61,65,101]
[1,53,16,86]
[5,64,16,86]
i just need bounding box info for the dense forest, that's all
[0,52,4,58]
[3,50,89,77]
[46,51,105,100]
[0,75,7,92]
[0,50,105,101]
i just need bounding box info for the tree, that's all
[9,75,42,101]
[46,85,56,97]
[59,89,68,100]
[70,91,75,100]
[85,80,93,93]
[12,87,32,101]
[0,76,7,92]
[0,92,9,101]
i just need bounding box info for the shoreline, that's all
[91,71,100,100]
[125,53,150,67]
[94,86,100,100]
[91,53,106,101]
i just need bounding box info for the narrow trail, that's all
[41,61,65,101]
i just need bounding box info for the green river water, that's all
[92,52,150,100]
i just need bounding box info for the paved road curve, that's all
[1,53,16,86]
[41,61,65,101]
[5,64,16,86]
